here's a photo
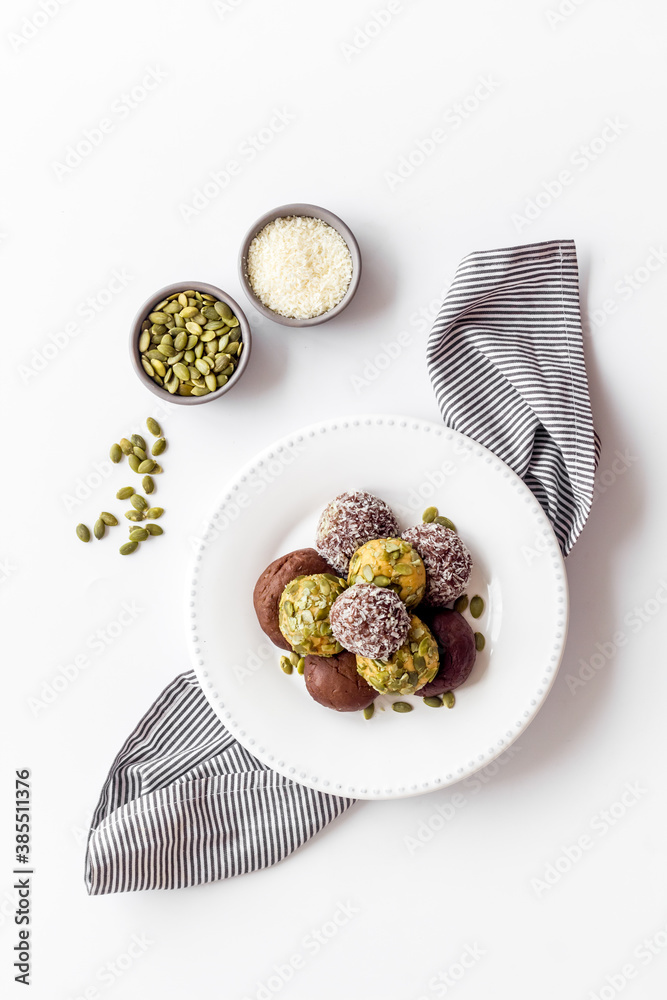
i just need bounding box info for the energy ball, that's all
[253,548,338,651]
[402,523,472,607]
[417,609,476,695]
[278,573,347,657]
[348,538,426,608]
[356,616,439,695]
[315,491,400,576]
[330,584,411,660]
[304,650,378,712]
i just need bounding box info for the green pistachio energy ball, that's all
[356,616,439,695]
[348,537,426,608]
[278,573,347,656]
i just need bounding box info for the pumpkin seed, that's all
[110,443,122,463]
[138,459,155,474]
[373,575,391,586]
[151,437,166,456]
[116,486,135,499]
[363,704,375,720]
[453,594,468,614]
[297,657,305,675]
[418,637,431,657]
[152,463,163,473]
[128,455,141,473]
[474,632,485,651]
[280,656,293,675]
[362,564,374,582]
[205,373,217,392]
[173,362,190,381]
[470,595,484,619]
[145,506,163,519]
[119,541,138,555]
[133,446,147,461]
[422,506,438,523]
[173,331,188,352]
[142,475,154,494]
[435,515,457,531]
[76,523,90,542]
[149,311,170,324]
[423,696,443,708]
[141,358,154,378]
[125,510,144,521]
[392,702,413,713]
[443,691,456,708]
[100,512,118,526]
[129,528,149,542]
[119,438,133,455]
[131,494,147,511]
[130,434,145,450]
[139,330,150,353]
[146,523,163,535]
[94,518,106,539]
[214,300,233,321]
[152,359,166,377]
[190,387,209,396]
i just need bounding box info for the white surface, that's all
[2,1,666,997]
[192,415,568,798]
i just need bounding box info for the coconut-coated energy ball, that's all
[329,583,411,660]
[348,538,426,608]
[402,523,472,607]
[278,573,347,656]
[315,491,400,576]
[356,616,439,695]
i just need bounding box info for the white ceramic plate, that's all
[188,415,568,800]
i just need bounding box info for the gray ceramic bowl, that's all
[238,203,362,327]
[129,281,251,405]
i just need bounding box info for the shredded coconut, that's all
[246,215,353,319]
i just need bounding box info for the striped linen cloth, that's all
[86,238,598,894]
[427,239,599,554]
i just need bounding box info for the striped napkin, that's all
[86,238,598,894]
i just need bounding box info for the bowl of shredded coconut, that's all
[239,203,361,326]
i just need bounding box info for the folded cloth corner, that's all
[85,670,355,894]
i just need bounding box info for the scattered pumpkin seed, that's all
[435,515,457,531]
[100,512,118,526]
[474,632,485,651]
[119,541,138,555]
[142,475,154,494]
[116,486,135,500]
[94,518,106,539]
[146,523,163,535]
[125,510,144,521]
[422,506,438,523]
[297,657,305,675]
[129,528,149,542]
[119,438,133,455]
[470,596,484,619]
[443,691,456,708]
[133,446,147,461]
[423,696,443,708]
[145,506,163,519]
[131,494,147,511]
[128,454,141,473]
[280,656,293,675]
[453,594,468,614]
[392,702,413,713]
[76,523,90,542]
[363,704,375,720]
[138,459,155,474]
[110,443,122,463]
[151,437,166,456]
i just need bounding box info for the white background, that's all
[2,0,667,998]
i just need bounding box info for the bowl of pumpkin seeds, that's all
[130,281,251,404]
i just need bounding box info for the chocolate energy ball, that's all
[356,615,439,695]
[348,538,426,608]
[278,573,347,656]
[402,523,472,607]
[417,609,476,696]
[330,584,410,660]
[253,548,338,651]
[304,650,378,712]
[315,491,400,576]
